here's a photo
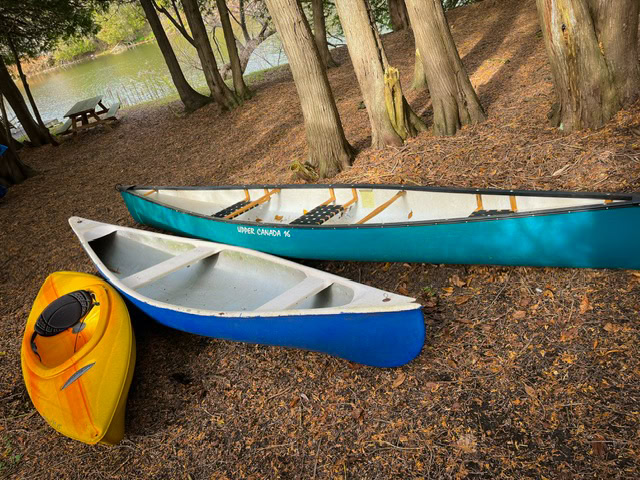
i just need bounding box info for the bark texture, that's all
[219,27,276,80]
[312,0,338,68]
[216,0,252,100]
[264,0,353,177]
[182,0,239,109]
[0,57,49,147]
[8,39,58,146]
[388,0,410,31]
[335,0,426,148]
[140,0,210,112]
[536,0,640,131]
[0,97,34,185]
[411,49,428,90]
[405,0,486,135]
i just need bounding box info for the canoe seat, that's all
[213,200,255,219]
[255,276,333,312]
[290,205,344,225]
[469,209,514,217]
[120,246,218,290]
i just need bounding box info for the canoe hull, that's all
[21,272,135,445]
[101,265,425,368]
[121,189,640,269]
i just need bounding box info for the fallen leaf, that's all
[552,164,570,176]
[591,434,606,458]
[450,275,466,288]
[397,286,409,296]
[543,289,554,299]
[455,433,477,453]
[408,210,413,219]
[289,396,300,408]
[604,323,622,333]
[425,382,440,391]
[352,407,363,420]
[255,218,263,223]
[513,310,526,319]
[579,295,590,314]
[453,295,470,305]
[561,327,579,342]
[524,385,537,398]
[274,215,283,221]
[392,372,406,388]
[382,262,391,272]
[300,393,309,402]
[442,287,454,295]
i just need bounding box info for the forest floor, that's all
[2,0,640,478]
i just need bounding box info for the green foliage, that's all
[96,4,148,45]
[53,36,97,62]
[0,0,110,61]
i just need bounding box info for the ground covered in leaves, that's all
[2,0,640,478]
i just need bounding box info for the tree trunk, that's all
[264,0,354,177]
[216,0,252,100]
[388,0,410,31]
[0,57,49,147]
[181,0,239,109]
[335,0,426,148]
[312,0,338,68]
[140,0,210,112]
[411,49,427,90]
[0,96,35,185]
[536,0,640,131]
[220,28,276,79]
[8,38,58,146]
[405,0,486,135]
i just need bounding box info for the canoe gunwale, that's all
[117,184,640,230]
[69,217,421,318]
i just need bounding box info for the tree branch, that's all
[152,0,195,47]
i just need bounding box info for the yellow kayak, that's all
[21,272,135,445]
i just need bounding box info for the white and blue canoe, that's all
[117,184,640,269]
[69,217,425,367]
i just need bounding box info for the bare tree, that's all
[0,94,35,185]
[215,0,252,100]
[181,0,240,109]
[536,0,640,131]
[6,38,58,145]
[140,0,210,112]
[0,56,49,147]
[335,0,426,148]
[264,0,354,177]
[388,0,410,31]
[312,0,338,68]
[405,0,486,135]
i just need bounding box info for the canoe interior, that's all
[89,230,356,312]
[133,186,630,226]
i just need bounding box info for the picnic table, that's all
[56,95,120,136]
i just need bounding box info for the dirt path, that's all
[2,0,640,478]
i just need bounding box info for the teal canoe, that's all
[117,184,640,269]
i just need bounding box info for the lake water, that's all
[8,34,289,124]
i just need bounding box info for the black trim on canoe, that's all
[116,184,640,230]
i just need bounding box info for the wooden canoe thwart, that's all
[69,217,425,367]
[117,184,640,269]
